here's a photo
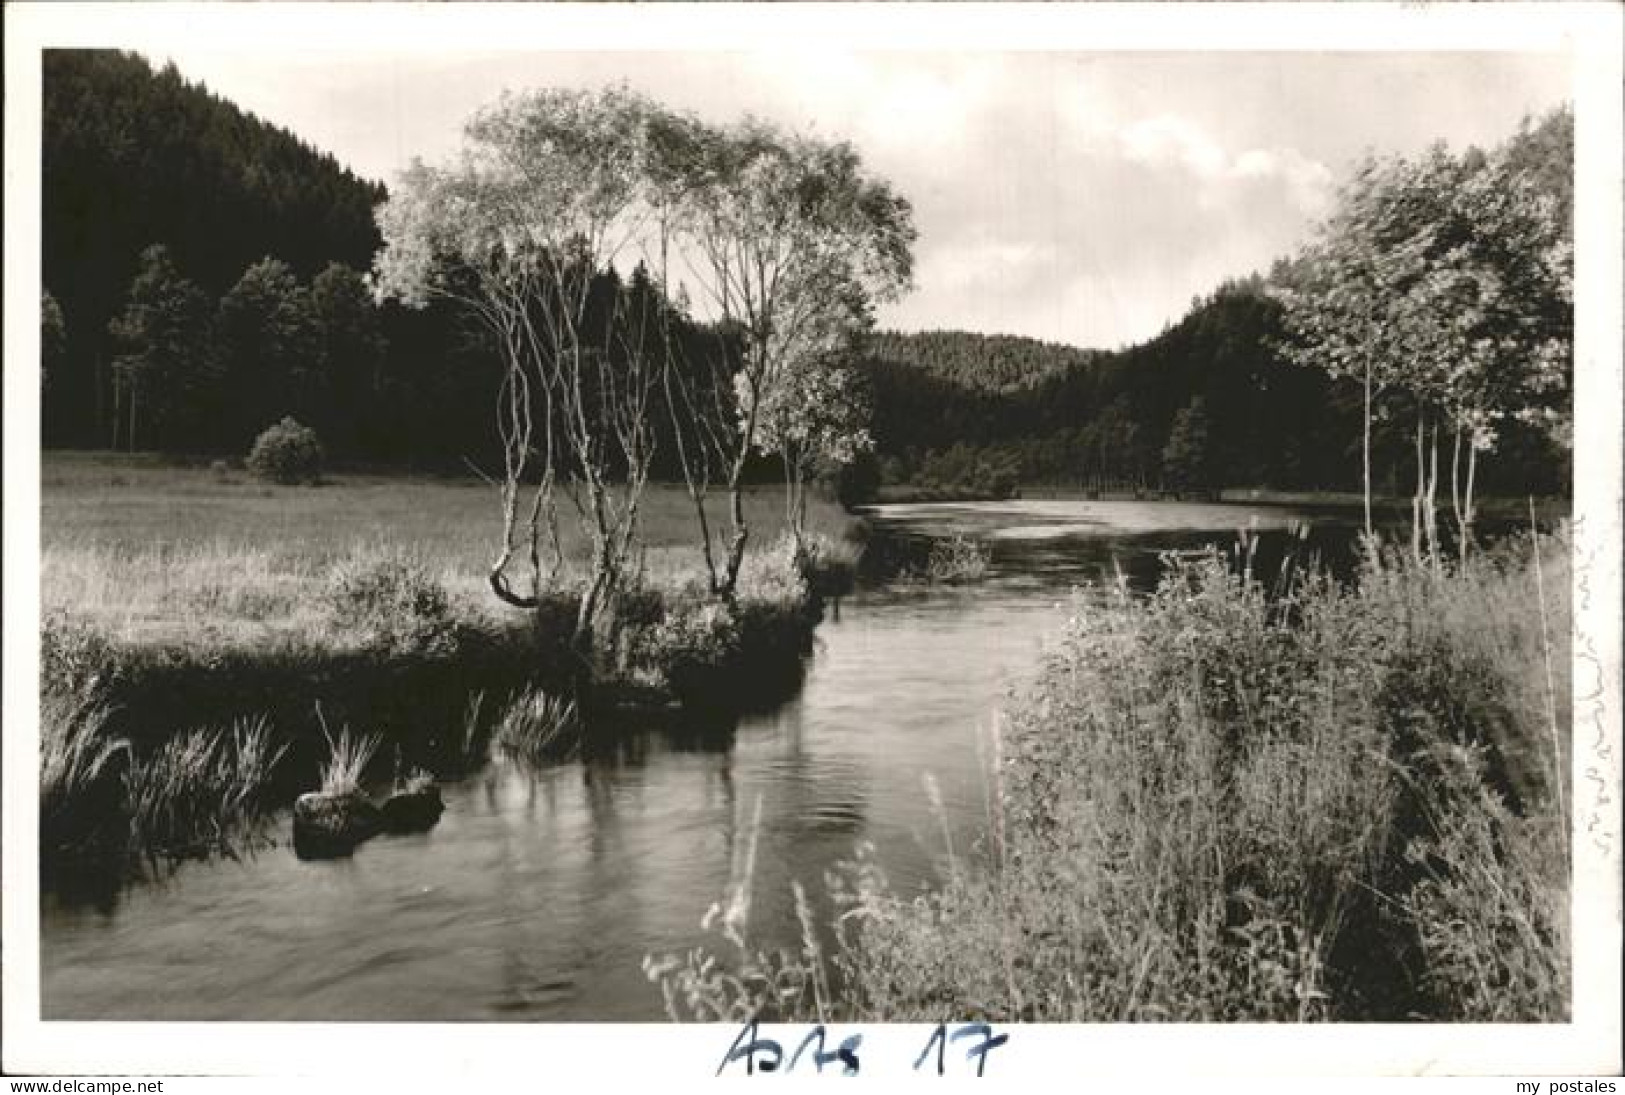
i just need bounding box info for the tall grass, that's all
[124,716,288,859]
[648,528,1572,1022]
[41,693,287,864]
[40,693,129,857]
[643,793,838,1023]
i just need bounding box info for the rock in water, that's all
[379,785,445,834]
[292,791,384,859]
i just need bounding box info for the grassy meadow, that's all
[42,451,856,649]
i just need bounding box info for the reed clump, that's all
[492,686,582,762]
[41,690,287,867]
[922,533,992,584]
[125,716,288,860]
[880,533,993,587]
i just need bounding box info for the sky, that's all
[149,48,1570,350]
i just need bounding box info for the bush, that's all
[621,539,820,709]
[923,534,991,584]
[246,416,324,485]
[797,531,861,600]
[736,532,813,610]
[325,555,458,656]
[637,597,743,700]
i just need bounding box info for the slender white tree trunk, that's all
[1362,365,1374,539]
[1411,411,1425,564]
[1449,423,1465,560]
[1424,421,1441,566]
[1462,441,1479,562]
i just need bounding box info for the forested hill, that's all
[863,273,1566,498]
[866,329,1105,394]
[864,283,1350,494]
[43,50,386,447]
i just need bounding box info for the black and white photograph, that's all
[4,1,1621,1081]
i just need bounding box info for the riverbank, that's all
[40,511,1062,1020]
[649,527,1572,1022]
[38,452,864,881]
[993,482,1570,523]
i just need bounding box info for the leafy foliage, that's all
[1273,110,1572,544]
[246,416,324,485]
[219,258,323,439]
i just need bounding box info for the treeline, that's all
[861,108,1571,502]
[867,330,1105,394]
[41,51,1571,510]
[39,52,735,473]
[40,51,536,467]
[43,51,387,452]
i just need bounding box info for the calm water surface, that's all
[41,499,1340,1020]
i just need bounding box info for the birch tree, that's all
[750,343,875,548]
[1275,126,1570,558]
[670,120,915,596]
[373,87,681,660]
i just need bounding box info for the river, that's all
[40,498,1346,1020]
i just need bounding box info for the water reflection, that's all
[42,498,1346,1020]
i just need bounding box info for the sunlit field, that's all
[41,451,854,647]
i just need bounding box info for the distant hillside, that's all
[863,269,1567,498]
[43,50,386,446]
[867,329,1105,395]
[865,283,1337,491]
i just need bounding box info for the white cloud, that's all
[148,49,1565,349]
[1120,114,1230,177]
[1117,113,1333,211]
